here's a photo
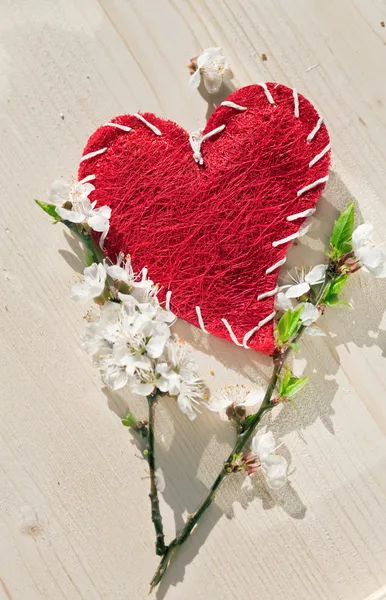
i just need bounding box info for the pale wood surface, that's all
[1,1,386,599]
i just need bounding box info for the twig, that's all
[149,271,333,591]
[146,395,167,556]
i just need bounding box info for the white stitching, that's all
[133,113,162,136]
[297,176,329,197]
[79,174,96,184]
[265,257,286,274]
[189,124,226,165]
[81,148,107,162]
[272,223,311,247]
[259,83,275,105]
[293,88,299,118]
[165,290,172,311]
[257,286,278,301]
[195,306,208,333]
[221,318,243,346]
[286,207,316,221]
[220,101,247,111]
[307,117,324,142]
[309,142,331,167]
[243,311,276,348]
[105,122,132,132]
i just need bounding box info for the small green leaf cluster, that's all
[122,412,137,428]
[275,305,304,348]
[328,201,354,260]
[35,200,60,221]
[277,364,308,403]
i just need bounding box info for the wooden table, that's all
[1,1,386,598]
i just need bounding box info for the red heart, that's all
[78,84,330,354]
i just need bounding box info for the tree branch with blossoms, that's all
[36,181,205,556]
[149,200,386,590]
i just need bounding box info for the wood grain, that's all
[0,0,386,598]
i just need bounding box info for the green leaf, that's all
[122,412,137,428]
[83,250,94,267]
[287,304,304,338]
[329,201,355,258]
[35,199,60,220]
[276,305,304,344]
[321,274,349,306]
[278,364,309,399]
[285,376,309,399]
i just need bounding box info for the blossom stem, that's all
[149,270,335,591]
[146,395,167,556]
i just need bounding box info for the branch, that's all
[149,271,334,591]
[146,395,167,556]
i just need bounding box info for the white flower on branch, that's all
[189,47,230,94]
[299,302,320,326]
[157,340,204,420]
[352,224,386,278]
[251,428,288,490]
[281,264,327,299]
[206,385,264,420]
[49,179,111,247]
[154,468,166,493]
[71,263,107,302]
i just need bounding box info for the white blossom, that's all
[154,468,166,493]
[71,263,107,302]
[352,224,386,278]
[206,385,264,420]
[299,302,320,326]
[49,179,111,247]
[281,265,327,299]
[274,292,293,312]
[251,428,288,490]
[305,324,326,336]
[189,47,230,94]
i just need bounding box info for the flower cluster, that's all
[49,178,111,247]
[75,253,204,419]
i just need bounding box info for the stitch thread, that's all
[165,290,172,311]
[220,101,247,111]
[297,176,329,197]
[293,88,299,118]
[189,124,226,165]
[79,174,96,184]
[195,306,208,333]
[133,113,162,136]
[257,286,279,301]
[243,311,276,348]
[272,223,311,247]
[307,117,324,142]
[259,83,275,105]
[286,207,316,221]
[105,122,132,132]
[81,148,107,162]
[221,318,243,346]
[265,257,287,274]
[309,142,331,167]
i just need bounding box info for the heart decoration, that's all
[78,83,330,354]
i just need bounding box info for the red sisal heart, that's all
[78,83,330,354]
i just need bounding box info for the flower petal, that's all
[285,282,310,298]
[262,454,288,489]
[274,292,293,312]
[305,264,327,285]
[251,428,275,460]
